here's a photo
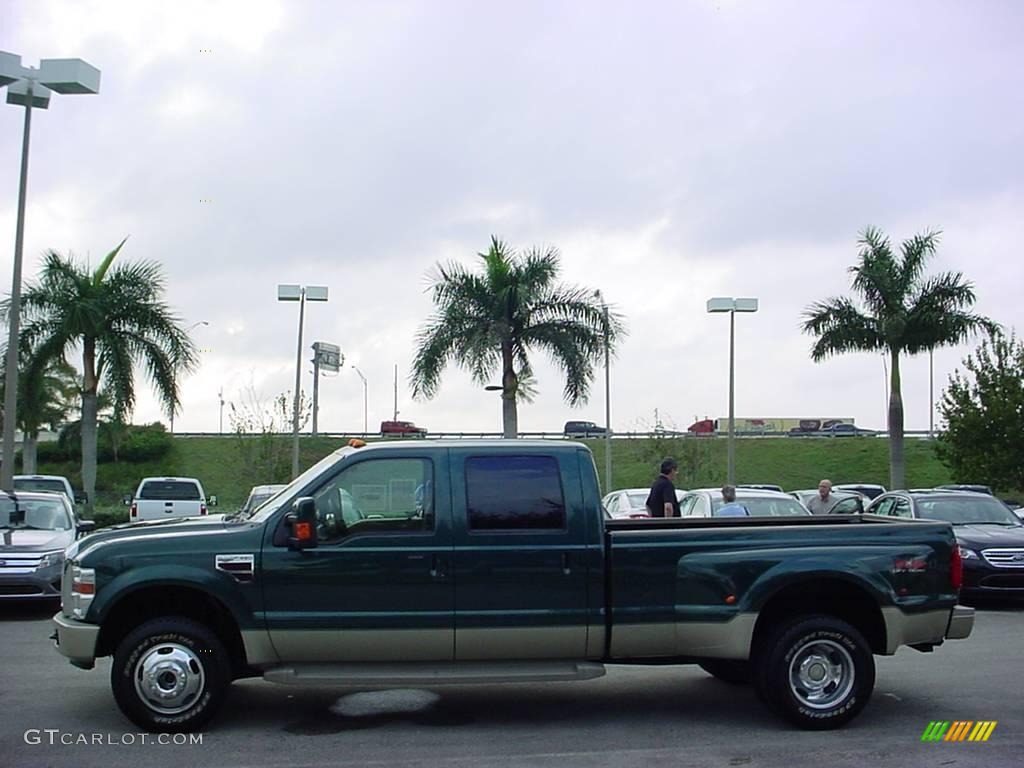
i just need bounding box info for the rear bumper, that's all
[52,612,99,669]
[945,605,974,640]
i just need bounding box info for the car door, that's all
[869,496,897,516]
[260,450,454,661]
[448,448,590,660]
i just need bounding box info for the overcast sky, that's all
[2,0,1022,436]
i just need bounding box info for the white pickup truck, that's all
[129,477,213,523]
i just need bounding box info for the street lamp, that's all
[707,297,759,484]
[169,321,209,434]
[594,290,612,493]
[352,365,368,435]
[0,51,101,488]
[278,284,328,478]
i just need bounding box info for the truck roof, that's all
[348,439,588,452]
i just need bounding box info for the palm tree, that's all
[802,228,996,489]
[11,239,198,503]
[411,236,625,438]
[0,354,79,473]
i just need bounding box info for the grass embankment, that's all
[37,434,979,527]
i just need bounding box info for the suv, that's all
[564,420,607,437]
[380,420,427,436]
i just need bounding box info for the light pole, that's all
[0,52,100,488]
[707,297,759,484]
[595,290,612,493]
[352,365,368,435]
[929,347,934,439]
[218,387,225,434]
[170,320,208,434]
[278,284,328,478]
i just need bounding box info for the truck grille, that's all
[981,548,1024,568]
[0,554,43,574]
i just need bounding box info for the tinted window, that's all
[139,481,201,500]
[829,497,862,515]
[466,455,566,530]
[312,458,434,543]
[12,478,67,495]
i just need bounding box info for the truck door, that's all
[261,451,454,661]
[448,448,590,660]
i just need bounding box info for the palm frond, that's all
[801,297,883,360]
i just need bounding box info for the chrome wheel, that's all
[787,638,855,710]
[133,642,206,715]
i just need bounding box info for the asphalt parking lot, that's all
[2,601,1021,768]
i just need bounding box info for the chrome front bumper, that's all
[945,605,975,640]
[52,612,100,669]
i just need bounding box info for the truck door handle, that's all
[562,552,571,576]
[430,555,447,580]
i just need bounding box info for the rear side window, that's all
[139,481,201,500]
[465,455,566,531]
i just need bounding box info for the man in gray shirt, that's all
[807,479,838,515]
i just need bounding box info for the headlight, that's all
[36,551,64,570]
[958,545,979,560]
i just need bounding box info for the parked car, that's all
[820,423,878,437]
[239,484,287,517]
[128,477,214,523]
[739,483,784,493]
[834,483,887,500]
[603,488,651,518]
[866,490,1024,599]
[790,489,866,515]
[12,474,87,505]
[679,487,812,517]
[937,484,993,495]
[380,420,427,436]
[54,438,972,733]
[563,420,607,437]
[0,491,94,601]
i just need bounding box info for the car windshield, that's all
[625,491,648,508]
[244,448,354,522]
[712,497,810,516]
[0,497,71,530]
[916,497,1021,526]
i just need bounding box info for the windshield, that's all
[712,497,810,517]
[0,497,72,530]
[916,497,1021,525]
[625,491,648,508]
[12,478,68,496]
[245,447,354,522]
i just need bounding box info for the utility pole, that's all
[218,388,224,434]
[311,348,321,436]
[393,364,398,421]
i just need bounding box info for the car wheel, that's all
[698,659,751,684]
[112,616,230,733]
[754,615,874,730]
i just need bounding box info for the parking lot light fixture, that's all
[707,296,759,484]
[0,51,101,489]
[278,285,328,478]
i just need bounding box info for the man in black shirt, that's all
[645,458,681,517]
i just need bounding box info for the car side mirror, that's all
[74,492,88,504]
[122,494,132,506]
[76,520,96,535]
[286,497,318,551]
[207,495,218,507]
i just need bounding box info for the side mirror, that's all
[286,497,318,551]
[207,495,218,507]
[76,520,96,535]
[74,492,88,504]
[122,494,132,506]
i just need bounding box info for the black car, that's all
[563,420,608,437]
[866,490,1024,599]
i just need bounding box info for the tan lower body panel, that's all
[263,660,606,687]
[610,614,756,659]
[455,626,588,660]
[880,606,951,654]
[265,629,453,662]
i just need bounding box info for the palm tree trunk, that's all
[22,433,37,473]
[501,344,518,439]
[81,339,99,506]
[888,349,905,490]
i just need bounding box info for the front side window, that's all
[466,455,566,531]
[312,458,433,543]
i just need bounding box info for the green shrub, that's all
[57,421,172,463]
[90,506,130,529]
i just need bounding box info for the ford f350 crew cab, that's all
[53,440,974,733]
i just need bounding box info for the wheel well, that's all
[96,586,250,678]
[752,579,886,655]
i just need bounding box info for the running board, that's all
[263,661,607,687]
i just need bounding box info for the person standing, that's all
[716,485,749,517]
[646,458,681,517]
[807,479,837,515]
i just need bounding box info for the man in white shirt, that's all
[807,479,838,515]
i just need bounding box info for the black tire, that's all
[698,659,752,685]
[753,615,874,730]
[111,616,230,733]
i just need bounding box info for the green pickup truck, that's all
[53,440,974,733]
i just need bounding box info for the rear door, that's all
[448,448,591,659]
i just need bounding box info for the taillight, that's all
[130,503,137,520]
[200,503,208,515]
[950,543,963,591]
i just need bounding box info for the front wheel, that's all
[111,616,230,733]
[754,615,874,730]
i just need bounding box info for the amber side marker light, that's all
[349,438,367,448]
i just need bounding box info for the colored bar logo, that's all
[921,721,997,742]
